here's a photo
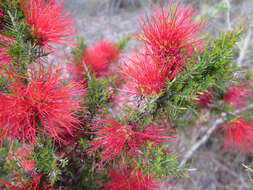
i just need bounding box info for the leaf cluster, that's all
[150,31,241,124]
[84,74,115,118]
[32,140,68,184]
[135,143,189,179]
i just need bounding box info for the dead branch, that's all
[180,104,253,166]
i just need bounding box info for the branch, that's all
[7,10,17,29]
[242,163,253,173]
[179,104,253,167]
[237,28,252,67]
[224,0,232,30]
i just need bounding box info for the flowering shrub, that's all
[19,0,77,49]
[0,34,14,65]
[0,0,252,190]
[0,174,53,190]
[138,4,204,79]
[224,83,252,108]
[104,168,158,190]
[221,118,253,152]
[121,53,168,96]
[83,40,120,77]
[89,119,172,166]
[0,66,84,145]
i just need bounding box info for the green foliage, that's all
[126,30,242,130]
[32,139,68,184]
[243,162,253,184]
[71,37,87,59]
[0,141,31,183]
[56,140,104,190]
[0,75,8,91]
[84,74,114,118]
[155,30,241,122]
[118,36,131,50]
[136,143,189,179]
[58,156,103,190]
[0,145,11,179]
[0,0,48,76]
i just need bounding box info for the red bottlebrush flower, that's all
[0,66,84,144]
[0,8,4,19]
[104,168,159,190]
[196,91,214,108]
[0,9,4,30]
[138,4,204,78]
[89,119,172,165]
[221,118,253,152]
[83,40,120,76]
[224,83,252,108]
[140,124,173,146]
[67,61,85,83]
[19,0,76,49]
[18,145,36,171]
[20,157,36,172]
[121,53,168,96]
[8,145,36,171]
[89,120,141,165]
[0,34,14,66]
[0,174,54,190]
[111,81,139,115]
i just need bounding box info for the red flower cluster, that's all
[111,81,138,114]
[0,8,4,19]
[19,0,76,49]
[83,40,120,76]
[0,174,53,190]
[104,168,158,190]
[0,8,4,30]
[224,83,251,108]
[221,118,253,152]
[196,91,214,108]
[0,34,14,66]
[122,53,168,96]
[89,119,172,165]
[138,4,204,79]
[67,61,85,83]
[121,4,204,97]
[8,145,36,171]
[0,67,84,144]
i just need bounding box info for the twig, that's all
[211,156,238,178]
[242,163,253,188]
[237,28,252,67]
[187,168,197,172]
[224,0,232,30]
[179,104,253,167]
[239,174,251,189]
[179,118,223,167]
[7,10,17,28]
[242,163,253,173]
